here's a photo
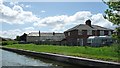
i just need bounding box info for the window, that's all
[68,32,70,36]
[92,30,95,36]
[87,30,92,35]
[100,31,104,36]
[82,30,87,35]
[104,31,108,35]
[87,39,92,43]
[108,31,111,35]
[78,30,82,35]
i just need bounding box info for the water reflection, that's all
[0,49,2,67]
[1,49,77,67]
[1,49,55,66]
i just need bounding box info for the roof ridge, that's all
[92,25,113,30]
[65,24,113,32]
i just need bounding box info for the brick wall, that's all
[64,30,113,46]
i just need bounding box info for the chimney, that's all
[39,30,40,37]
[85,19,91,27]
[53,32,55,35]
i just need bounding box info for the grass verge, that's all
[4,44,120,62]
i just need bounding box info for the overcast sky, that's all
[0,0,116,39]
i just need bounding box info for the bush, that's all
[112,44,120,56]
[2,41,18,46]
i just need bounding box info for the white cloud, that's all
[34,11,115,32]
[25,5,31,8]
[34,15,68,27]
[64,11,92,24]
[1,0,104,2]
[91,13,116,29]
[0,0,40,24]
[0,0,3,4]
[9,1,18,6]
[41,10,46,13]
[24,27,36,33]
[0,27,36,39]
[113,11,120,16]
[1,11,116,38]
[0,0,116,38]
[25,27,34,30]
[9,2,14,6]
[51,24,65,32]
[34,11,92,28]
[0,29,22,39]
[19,4,31,8]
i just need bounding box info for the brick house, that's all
[64,20,113,46]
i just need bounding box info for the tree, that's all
[15,36,20,41]
[103,0,120,62]
[19,33,27,42]
[15,33,27,41]
[103,0,120,43]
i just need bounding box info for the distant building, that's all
[27,32,65,44]
[64,20,113,46]
[0,37,14,41]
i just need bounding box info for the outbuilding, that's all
[87,36,113,46]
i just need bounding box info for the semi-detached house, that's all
[64,20,113,46]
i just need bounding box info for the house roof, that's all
[65,24,113,32]
[28,32,65,37]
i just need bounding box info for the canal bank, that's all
[1,47,120,68]
[1,48,86,68]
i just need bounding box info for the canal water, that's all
[0,49,87,68]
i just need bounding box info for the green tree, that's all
[15,36,20,41]
[103,0,120,43]
[103,0,120,62]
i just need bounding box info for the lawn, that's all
[4,44,120,62]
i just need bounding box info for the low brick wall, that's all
[1,47,120,68]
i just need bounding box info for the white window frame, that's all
[68,32,70,36]
[78,30,82,35]
[87,30,92,35]
[100,31,104,36]
[108,31,111,35]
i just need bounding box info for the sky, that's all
[0,0,117,39]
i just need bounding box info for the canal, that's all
[0,49,87,68]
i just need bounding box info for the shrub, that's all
[2,41,18,46]
[112,44,120,57]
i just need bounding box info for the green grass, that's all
[1,41,18,45]
[5,44,120,62]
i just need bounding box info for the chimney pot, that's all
[39,30,40,37]
[53,32,55,35]
[85,19,91,27]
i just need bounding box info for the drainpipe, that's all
[39,30,40,44]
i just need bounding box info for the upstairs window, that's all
[82,30,87,35]
[92,30,96,36]
[68,32,70,36]
[104,31,109,35]
[108,31,111,35]
[100,31,104,36]
[87,30,92,35]
[78,30,82,35]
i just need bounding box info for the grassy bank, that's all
[5,44,120,62]
[1,41,18,45]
